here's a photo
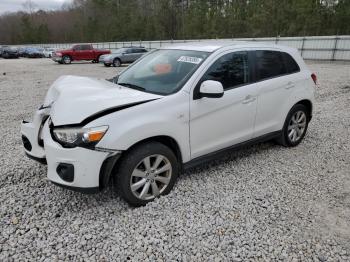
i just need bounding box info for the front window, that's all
[200,51,250,90]
[116,49,210,95]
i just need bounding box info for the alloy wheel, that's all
[287,110,307,143]
[130,154,172,200]
[63,56,71,64]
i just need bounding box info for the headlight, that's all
[52,126,108,148]
[55,52,62,56]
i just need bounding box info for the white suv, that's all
[21,41,316,206]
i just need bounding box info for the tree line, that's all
[0,0,349,45]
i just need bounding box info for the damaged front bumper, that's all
[20,107,121,193]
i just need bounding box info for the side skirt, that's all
[183,131,281,170]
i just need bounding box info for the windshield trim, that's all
[115,49,210,96]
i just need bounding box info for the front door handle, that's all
[285,81,295,89]
[242,95,256,104]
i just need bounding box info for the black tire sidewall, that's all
[114,142,179,207]
[282,104,309,147]
[62,55,71,64]
[113,58,121,67]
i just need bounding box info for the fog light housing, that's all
[56,163,74,182]
[22,135,32,151]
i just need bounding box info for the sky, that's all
[0,0,72,14]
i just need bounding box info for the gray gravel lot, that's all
[0,58,349,261]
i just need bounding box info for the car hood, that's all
[44,75,162,126]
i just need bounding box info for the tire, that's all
[114,142,179,207]
[277,104,310,147]
[62,55,71,64]
[113,58,121,67]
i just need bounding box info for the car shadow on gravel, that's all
[181,140,278,177]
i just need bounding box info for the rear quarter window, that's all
[282,52,300,74]
[255,50,287,81]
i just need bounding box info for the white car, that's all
[43,48,56,58]
[21,41,316,206]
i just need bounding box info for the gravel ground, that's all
[0,58,349,261]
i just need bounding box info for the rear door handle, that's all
[242,95,256,104]
[285,81,295,89]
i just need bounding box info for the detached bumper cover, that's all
[21,108,49,160]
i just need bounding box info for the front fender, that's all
[86,92,191,162]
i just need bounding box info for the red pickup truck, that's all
[52,44,111,64]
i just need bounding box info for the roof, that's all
[161,40,291,52]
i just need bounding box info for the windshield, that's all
[116,49,209,95]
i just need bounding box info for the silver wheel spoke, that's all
[292,130,297,141]
[153,155,164,169]
[151,181,160,196]
[131,178,146,192]
[298,113,306,123]
[132,169,146,178]
[154,175,170,185]
[289,129,295,139]
[139,181,151,199]
[296,127,302,136]
[155,163,171,175]
[143,156,151,171]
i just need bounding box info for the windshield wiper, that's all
[118,82,146,91]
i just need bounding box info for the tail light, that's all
[311,73,317,85]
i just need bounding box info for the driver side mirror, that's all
[198,80,224,99]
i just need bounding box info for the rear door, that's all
[122,48,134,63]
[252,50,299,137]
[131,48,147,62]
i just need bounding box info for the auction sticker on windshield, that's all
[177,56,203,64]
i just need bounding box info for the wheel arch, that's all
[62,54,72,62]
[295,99,313,120]
[99,135,183,190]
[125,135,183,165]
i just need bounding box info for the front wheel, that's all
[114,142,179,207]
[278,104,309,147]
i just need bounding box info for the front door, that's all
[190,51,258,159]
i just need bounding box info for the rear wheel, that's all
[113,58,121,67]
[278,104,309,147]
[114,142,179,207]
[62,55,71,64]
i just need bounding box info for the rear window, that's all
[282,52,300,74]
[81,45,92,50]
[255,50,287,81]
